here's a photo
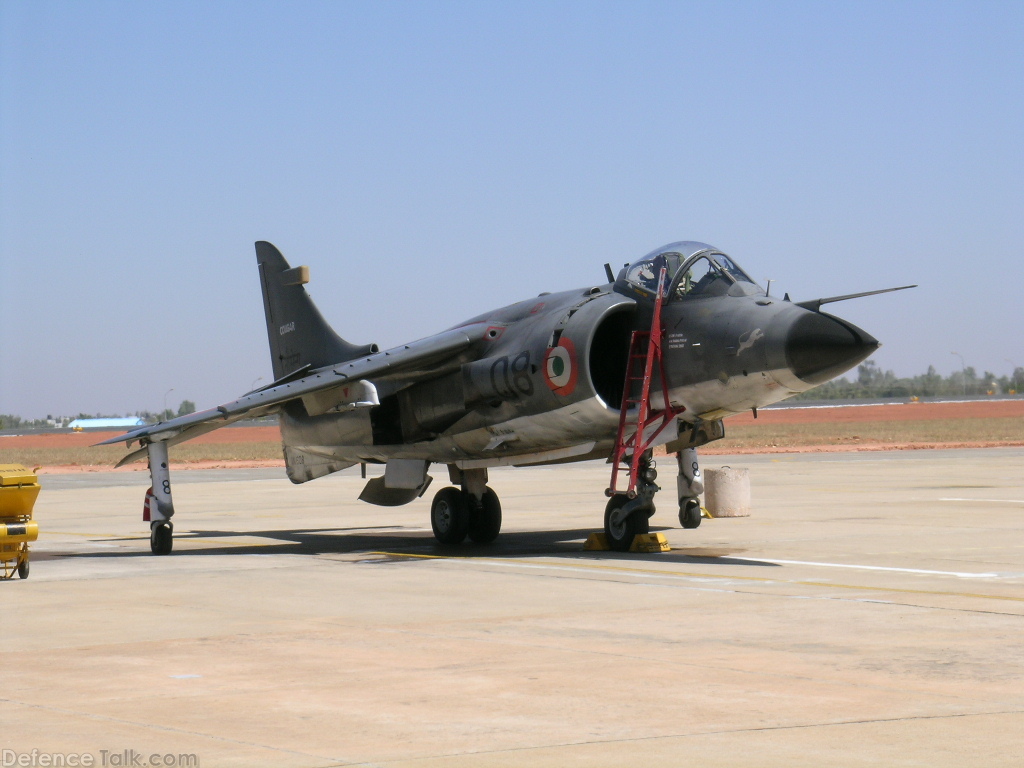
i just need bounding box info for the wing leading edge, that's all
[96,327,477,464]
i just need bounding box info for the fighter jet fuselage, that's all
[278,242,878,477]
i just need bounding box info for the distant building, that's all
[67,417,146,430]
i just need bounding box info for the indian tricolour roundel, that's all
[544,338,578,396]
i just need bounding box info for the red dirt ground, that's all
[5,400,1020,452]
[727,399,1024,425]
[3,400,1021,474]
[0,425,281,450]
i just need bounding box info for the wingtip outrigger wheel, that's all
[150,521,173,555]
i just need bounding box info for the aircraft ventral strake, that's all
[99,241,914,554]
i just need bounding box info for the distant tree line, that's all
[791,361,1024,400]
[0,400,197,430]
[3,366,1023,430]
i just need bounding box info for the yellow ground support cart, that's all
[0,464,40,580]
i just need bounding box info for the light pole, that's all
[951,352,966,397]
[163,387,175,419]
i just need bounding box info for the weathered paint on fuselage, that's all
[279,275,824,470]
[659,288,813,418]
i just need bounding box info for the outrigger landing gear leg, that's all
[677,447,703,529]
[145,440,175,555]
[604,451,658,552]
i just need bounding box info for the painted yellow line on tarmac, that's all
[47,532,286,548]
[371,551,1024,604]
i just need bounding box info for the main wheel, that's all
[604,495,645,552]
[467,487,502,544]
[431,487,470,544]
[151,521,173,555]
[679,498,702,529]
[17,556,29,579]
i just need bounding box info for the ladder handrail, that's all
[607,265,685,497]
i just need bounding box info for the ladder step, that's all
[611,275,673,498]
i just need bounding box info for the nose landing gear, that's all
[677,447,703,529]
[601,447,706,550]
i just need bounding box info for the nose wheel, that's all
[679,498,702,528]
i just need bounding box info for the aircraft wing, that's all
[96,327,477,461]
[107,409,276,468]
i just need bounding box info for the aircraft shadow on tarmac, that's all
[64,526,779,568]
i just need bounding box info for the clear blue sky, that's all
[2,1,1021,419]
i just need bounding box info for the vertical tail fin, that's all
[255,241,376,381]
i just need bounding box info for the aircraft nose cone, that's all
[785,311,879,385]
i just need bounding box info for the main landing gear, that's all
[430,467,502,545]
[144,440,175,555]
[603,448,704,551]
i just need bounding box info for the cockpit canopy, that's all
[618,241,761,301]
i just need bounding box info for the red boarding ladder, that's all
[607,266,685,498]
